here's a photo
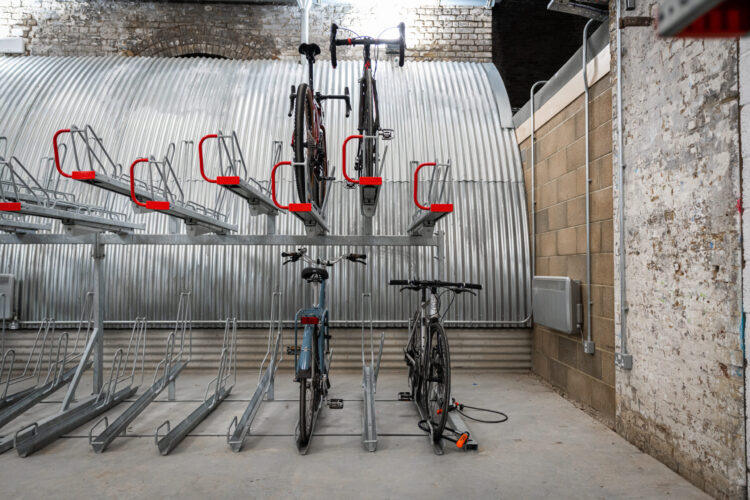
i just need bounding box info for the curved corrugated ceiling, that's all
[0,56,529,327]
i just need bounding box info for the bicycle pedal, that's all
[328,398,344,409]
[345,182,357,189]
[286,346,300,355]
[321,176,336,181]
[379,129,394,140]
[398,392,413,401]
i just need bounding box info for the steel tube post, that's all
[582,19,595,355]
[530,80,547,285]
[92,240,105,393]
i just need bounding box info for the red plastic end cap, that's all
[431,203,453,213]
[301,316,319,325]
[289,203,312,212]
[145,201,170,210]
[72,170,96,180]
[456,433,468,449]
[359,177,382,186]
[217,176,240,185]
[0,202,21,212]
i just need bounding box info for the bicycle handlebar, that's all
[282,248,366,266]
[388,279,482,291]
[330,22,406,68]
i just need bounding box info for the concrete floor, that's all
[0,369,707,499]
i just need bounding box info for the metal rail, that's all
[271,159,330,235]
[89,292,191,453]
[227,292,283,452]
[157,317,236,455]
[341,131,391,222]
[360,292,384,452]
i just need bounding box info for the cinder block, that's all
[548,255,568,276]
[592,316,615,351]
[558,335,578,368]
[567,254,586,282]
[547,203,567,231]
[546,148,567,181]
[591,188,613,222]
[601,350,615,385]
[536,208,549,233]
[566,369,592,406]
[533,351,550,379]
[592,154,613,190]
[590,121,613,160]
[557,170,578,202]
[578,345,602,380]
[539,180,558,209]
[575,165,587,197]
[557,226,578,255]
[590,88,613,129]
[592,284,615,320]
[566,137,586,172]
[590,379,615,418]
[535,256,550,275]
[592,253,614,286]
[549,359,568,391]
[589,221,602,253]
[600,219,613,252]
[567,196,586,226]
[539,231,556,257]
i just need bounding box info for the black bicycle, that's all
[330,23,405,184]
[389,279,481,441]
[288,44,352,210]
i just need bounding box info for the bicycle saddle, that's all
[298,43,321,60]
[302,267,328,282]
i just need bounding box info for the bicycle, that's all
[283,248,366,450]
[287,44,352,211]
[330,22,406,198]
[389,279,482,442]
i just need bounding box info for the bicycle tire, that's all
[293,84,328,208]
[297,329,319,447]
[424,320,451,442]
[362,70,376,178]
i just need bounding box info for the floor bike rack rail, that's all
[413,398,479,456]
[271,158,330,235]
[52,126,236,235]
[9,318,147,457]
[156,317,236,455]
[89,292,192,453]
[227,292,283,452]
[198,131,280,233]
[0,149,144,234]
[407,160,454,236]
[360,292,384,452]
[0,293,95,428]
[341,130,392,226]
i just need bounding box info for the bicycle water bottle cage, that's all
[301,267,328,283]
[53,129,96,180]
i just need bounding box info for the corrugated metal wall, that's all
[0,57,530,327]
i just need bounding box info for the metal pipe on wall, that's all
[615,0,632,369]
[530,80,548,284]
[582,19,595,355]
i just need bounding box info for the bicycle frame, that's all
[293,279,330,380]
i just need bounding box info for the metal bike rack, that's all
[341,130,392,229]
[407,160,454,236]
[10,319,146,457]
[0,147,144,234]
[156,317,236,455]
[0,293,95,429]
[270,158,330,235]
[227,292,283,452]
[198,131,280,234]
[360,292,384,452]
[52,126,236,235]
[89,292,192,453]
[414,400,479,456]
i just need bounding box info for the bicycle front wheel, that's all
[293,83,328,208]
[360,71,377,178]
[424,321,451,442]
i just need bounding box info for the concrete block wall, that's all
[0,1,491,61]
[518,75,615,422]
[612,2,745,497]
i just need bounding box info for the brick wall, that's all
[518,76,615,422]
[612,2,744,498]
[0,1,491,61]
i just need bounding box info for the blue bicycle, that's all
[282,248,366,450]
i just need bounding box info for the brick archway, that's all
[131,26,273,60]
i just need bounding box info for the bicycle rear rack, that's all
[10,318,146,457]
[227,291,283,452]
[198,131,280,233]
[407,160,454,236]
[157,317,237,455]
[0,293,95,429]
[89,292,192,453]
[52,126,236,235]
[270,158,330,235]
[360,292,384,452]
[342,132,391,221]
[0,143,143,234]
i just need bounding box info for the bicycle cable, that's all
[450,398,509,424]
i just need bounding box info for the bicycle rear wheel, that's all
[360,71,377,178]
[293,83,328,208]
[297,333,320,447]
[424,321,451,442]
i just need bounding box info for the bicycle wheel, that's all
[297,331,319,447]
[360,70,377,178]
[293,84,328,208]
[424,320,451,442]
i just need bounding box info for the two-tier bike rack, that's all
[53,126,236,236]
[360,292,384,452]
[408,160,454,236]
[270,157,331,235]
[89,292,192,453]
